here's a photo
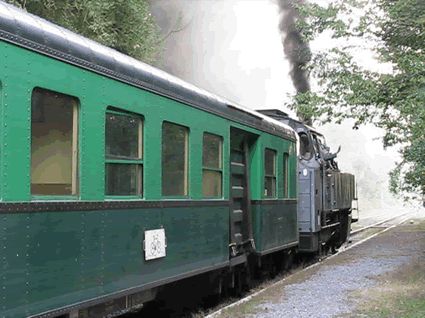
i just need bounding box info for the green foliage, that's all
[291,0,425,200]
[6,0,163,65]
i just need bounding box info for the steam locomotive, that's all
[258,110,357,254]
[0,2,356,317]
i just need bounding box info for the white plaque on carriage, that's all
[144,229,166,261]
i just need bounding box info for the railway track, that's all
[348,210,415,244]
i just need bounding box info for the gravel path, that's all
[254,257,409,318]
[213,215,425,318]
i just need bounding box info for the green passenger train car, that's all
[0,2,298,317]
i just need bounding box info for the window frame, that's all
[104,108,144,199]
[202,132,223,198]
[264,148,277,198]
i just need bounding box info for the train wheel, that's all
[228,265,251,297]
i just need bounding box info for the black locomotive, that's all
[259,110,358,254]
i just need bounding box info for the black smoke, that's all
[277,0,312,124]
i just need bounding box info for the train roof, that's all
[0,1,296,141]
[257,109,324,137]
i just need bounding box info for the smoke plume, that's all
[277,0,312,124]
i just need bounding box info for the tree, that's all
[6,0,163,65]
[289,0,425,201]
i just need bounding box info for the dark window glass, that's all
[265,177,276,198]
[31,88,79,196]
[106,164,142,195]
[203,133,222,169]
[105,109,143,196]
[202,133,223,197]
[265,149,276,176]
[299,133,312,160]
[106,113,141,159]
[162,122,189,196]
[264,148,276,197]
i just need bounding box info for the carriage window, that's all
[162,122,189,196]
[105,110,143,196]
[283,153,289,197]
[264,148,276,197]
[202,133,222,197]
[31,88,79,196]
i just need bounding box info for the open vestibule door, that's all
[229,127,258,264]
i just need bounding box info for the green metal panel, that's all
[27,212,86,315]
[0,79,2,200]
[1,205,228,317]
[1,213,28,316]
[1,212,86,317]
[252,201,298,253]
[248,135,262,200]
[78,211,104,300]
[257,133,297,200]
[95,205,228,297]
[286,140,297,199]
[2,44,31,202]
[78,72,105,201]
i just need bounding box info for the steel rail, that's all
[359,212,391,220]
[350,211,411,235]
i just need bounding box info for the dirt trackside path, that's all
[213,217,425,318]
[346,220,425,317]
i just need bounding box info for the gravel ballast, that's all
[214,217,425,318]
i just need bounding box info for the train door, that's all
[229,128,257,264]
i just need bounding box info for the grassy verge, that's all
[350,282,425,317]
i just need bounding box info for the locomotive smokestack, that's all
[277,0,312,126]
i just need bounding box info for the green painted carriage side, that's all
[1,41,231,317]
[0,41,234,202]
[0,40,297,204]
[1,206,228,317]
[249,133,298,253]
[226,123,298,253]
[251,202,298,253]
[227,123,297,200]
[2,44,31,202]
[0,80,2,199]
[0,36,298,317]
